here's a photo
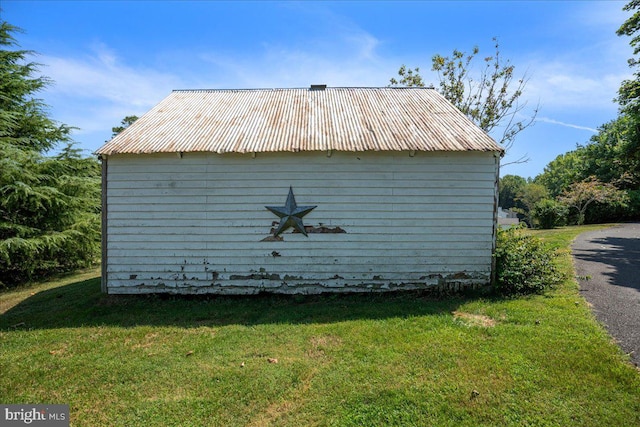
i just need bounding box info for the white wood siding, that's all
[103,151,499,294]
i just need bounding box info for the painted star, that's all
[266,187,317,237]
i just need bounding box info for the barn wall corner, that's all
[490,152,500,287]
[100,155,108,293]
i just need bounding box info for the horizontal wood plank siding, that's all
[104,151,499,294]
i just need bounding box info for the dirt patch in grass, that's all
[247,367,319,427]
[453,310,497,327]
[306,334,343,360]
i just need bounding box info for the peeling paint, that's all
[261,223,346,240]
[113,256,489,295]
[229,273,282,281]
[301,225,347,234]
[449,272,472,280]
[115,275,490,295]
[419,274,443,280]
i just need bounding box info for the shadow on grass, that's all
[0,277,492,330]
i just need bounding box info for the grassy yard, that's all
[1,225,639,426]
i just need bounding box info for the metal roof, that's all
[96,87,503,155]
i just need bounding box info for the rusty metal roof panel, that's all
[96,87,503,155]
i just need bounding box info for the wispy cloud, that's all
[35,44,186,145]
[521,2,632,116]
[523,56,630,114]
[41,43,183,107]
[536,117,598,133]
[34,26,396,150]
[577,1,629,28]
[198,30,394,89]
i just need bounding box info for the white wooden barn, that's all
[96,86,503,295]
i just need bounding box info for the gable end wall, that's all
[103,151,499,294]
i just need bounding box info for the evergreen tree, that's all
[0,21,101,287]
[110,115,138,138]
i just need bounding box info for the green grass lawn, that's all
[1,225,639,426]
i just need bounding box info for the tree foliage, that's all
[111,115,138,138]
[0,21,101,287]
[536,151,583,198]
[615,0,640,179]
[0,22,74,152]
[559,177,628,225]
[389,65,426,88]
[390,38,536,157]
[532,199,567,229]
[514,182,548,227]
[499,174,527,210]
[617,0,640,115]
[580,116,639,190]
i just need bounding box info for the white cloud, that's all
[519,1,633,114]
[344,31,380,61]
[529,69,624,110]
[34,28,397,151]
[522,50,630,115]
[33,44,188,147]
[41,44,183,107]
[576,1,629,28]
[198,30,394,89]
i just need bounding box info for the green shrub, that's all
[532,198,567,229]
[494,225,564,295]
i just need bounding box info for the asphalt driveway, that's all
[572,223,640,367]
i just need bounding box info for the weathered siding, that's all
[103,151,499,294]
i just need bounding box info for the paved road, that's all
[572,223,640,367]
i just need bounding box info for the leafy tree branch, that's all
[390,38,537,161]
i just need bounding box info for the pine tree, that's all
[0,21,101,287]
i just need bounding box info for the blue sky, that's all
[2,1,633,178]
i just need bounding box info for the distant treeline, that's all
[499,1,640,228]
